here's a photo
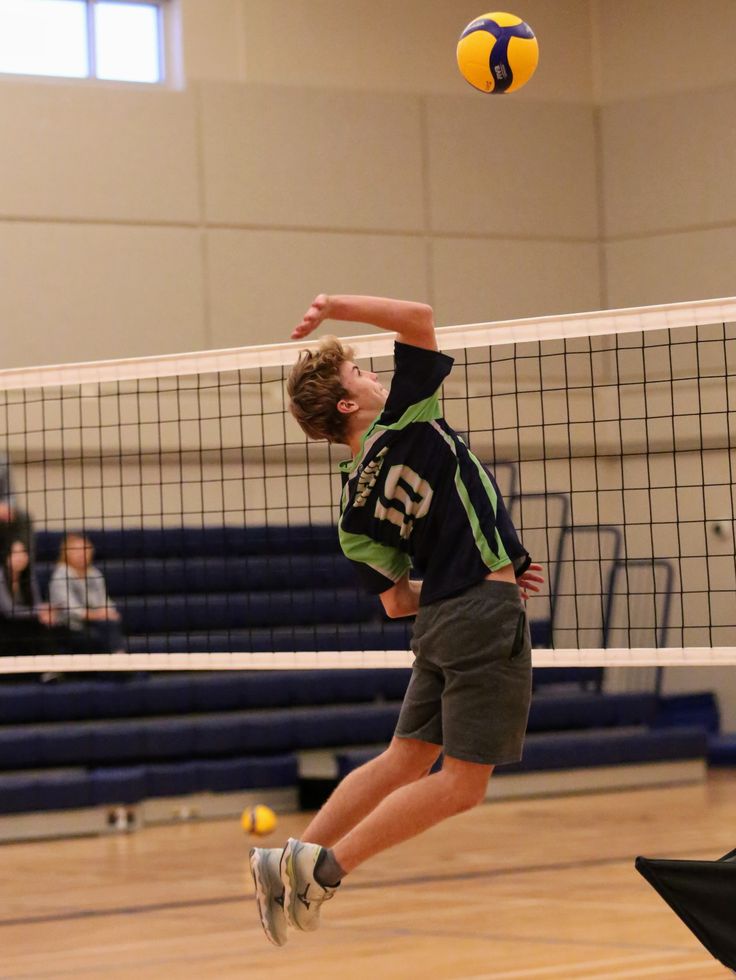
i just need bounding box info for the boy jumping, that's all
[250,295,542,946]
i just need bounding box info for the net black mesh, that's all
[1,318,735,663]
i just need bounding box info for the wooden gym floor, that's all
[2,772,735,980]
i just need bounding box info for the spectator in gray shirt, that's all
[49,533,125,654]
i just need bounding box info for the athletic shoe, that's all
[249,846,288,947]
[280,837,339,932]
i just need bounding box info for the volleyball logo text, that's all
[353,447,388,507]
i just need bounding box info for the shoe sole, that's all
[249,848,286,947]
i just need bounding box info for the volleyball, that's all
[241,804,278,836]
[457,11,539,94]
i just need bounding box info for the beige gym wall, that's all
[593,0,736,307]
[0,0,598,369]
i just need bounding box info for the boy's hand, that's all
[292,294,331,340]
[518,563,544,601]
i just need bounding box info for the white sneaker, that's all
[249,847,288,947]
[279,838,339,932]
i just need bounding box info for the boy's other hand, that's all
[292,294,331,339]
[518,563,544,602]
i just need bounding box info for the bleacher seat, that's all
[335,726,708,781]
[41,772,92,811]
[39,725,93,767]
[91,767,146,807]
[0,669,413,724]
[654,692,720,734]
[527,692,657,732]
[0,755,300,815]
[0,773,41,814]
[143,718,196,760]
[0,683,42,723]
[146,760,200,798]
[708,734,736,767]
[504,726,708,772]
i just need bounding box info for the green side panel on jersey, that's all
[431,423,511,571]
[375,391,443,432]
[338,527,411,583]
[466,449,512,567]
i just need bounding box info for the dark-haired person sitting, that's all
[0,539,64,657]
[0,452,35,570]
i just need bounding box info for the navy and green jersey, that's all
[338,341,530,605]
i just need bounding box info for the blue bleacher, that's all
[708,734,736,766]
[0,682,706,815]
[336,727,708,781]
[0,521,715,821]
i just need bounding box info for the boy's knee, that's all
[441,763,492,811]
[447,780,486,812]
[381,738,440,783]
[465,781,489,809]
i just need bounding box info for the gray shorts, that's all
[395,579,532,766]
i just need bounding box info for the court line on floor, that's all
[344,921,701,956]
[0,844,720,930]
[570,958,726,979]
[460,948,704,979]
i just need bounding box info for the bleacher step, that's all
[0,785,298,845]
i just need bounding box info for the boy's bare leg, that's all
[278,755,492,933]
[301,736,441,848]
[333,756,493,873]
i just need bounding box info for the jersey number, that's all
[374,465,433,540]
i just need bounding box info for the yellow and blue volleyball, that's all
[241,804,278,836]
[457,11,539,94]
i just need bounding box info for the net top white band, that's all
[1,295,735,392]
[2,648,736,672]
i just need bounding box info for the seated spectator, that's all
[0,539,64,656]
[49,533,125,654]
[0,452,35,567]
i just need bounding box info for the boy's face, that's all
[338,360,389,416]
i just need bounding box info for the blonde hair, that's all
[287,336,355,443]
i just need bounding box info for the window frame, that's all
[0,0,170,86]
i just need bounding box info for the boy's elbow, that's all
[416,303,434,329]
[380,590,403,619]
[381,595,398,619]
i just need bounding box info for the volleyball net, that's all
[1,296,736,673]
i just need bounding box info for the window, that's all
[0,0,165,84]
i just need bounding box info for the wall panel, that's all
[0,224,205,367]
[427,96,598,239]
[595,0,736,103]
[201,82,425,231]
[605,228,736,309]
[432,238,600,325]
[601,84,736,239]
[0,81,199,223]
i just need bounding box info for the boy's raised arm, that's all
[291,294,437,352]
